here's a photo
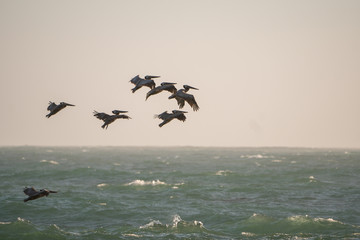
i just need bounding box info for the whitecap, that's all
[314,217,344,224]
[113,163,121,166]
[125,179,167,186]
[0,221,11,225]
[171,214,182,227]
[193,220,204,227]
[123,233,142,237]
[40,160,59,165]
[97,183,108,187]
[271,159,282,163]
[215,170,233,176]
[242,232,256,237]
[17,217,28,222]
[309,176,317,182]
[98,203,107,206]
[139,220,162,229]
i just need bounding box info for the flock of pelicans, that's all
[46,74,200,129]
[24,75,200,201]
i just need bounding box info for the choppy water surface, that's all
[0,147,359,239]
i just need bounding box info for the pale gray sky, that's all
[1,0,359,147]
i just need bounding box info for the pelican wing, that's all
[163,84,177,94]
[175,97,185,109]
[184,95,200,111]
[154,111,171,120]
[24,187,38,196]
[130,75,142,85]
[116,114,131,119]
[93,111,111,121]
[175,113,187,122]
[47,102,57,111]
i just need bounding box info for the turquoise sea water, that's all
[0,147,359,239]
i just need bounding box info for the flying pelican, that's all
[168,85,199,111]
[46,101,75,118]
[23,187,57,202]
[93,110,131,129]
[130,75,160,93]
[154,110,187,127]
[146,82,177,100]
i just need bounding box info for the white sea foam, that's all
[98,202,107,206]
[40,159,59,165]
[125,179,167,186]
[309,176,317,182]
[215,170,233,176]
[271,159,282,163]
[242,232,256,236]
[139,220,162,229]
[123,233,142,238]
[0,221,11,225]
[97,183,108,187]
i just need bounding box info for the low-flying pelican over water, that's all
[93,110,131,129]
[130,75,160,93]
[23,187,57,202]
[169,85,199,111]
[46,101,75,118]
[146,82,177,100]
[154,110,187,127]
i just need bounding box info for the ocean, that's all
[0,147,359,239]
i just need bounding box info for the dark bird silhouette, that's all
[154,110,187,127]
[93,110,131,129]
[146,82,177,100]
[130,75,160,93]
[46,101,75,118]
[23,187,57,202]
[168,85,199,111]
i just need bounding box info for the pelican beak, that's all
[189,86,199,90]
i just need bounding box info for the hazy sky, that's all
[1,0,359,148]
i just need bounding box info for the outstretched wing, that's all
[47,102,57,111]
[175,97,185,109]
[24,187,38,196]
[175,113,187,122]
[93,111,111,121]
[154,111,171,120]
[117,114,131,119]
[184,95,200,111]
[130,75,142,85]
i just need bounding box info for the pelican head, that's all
[112,110,128,115]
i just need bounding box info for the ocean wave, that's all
[125,179,167,186]
[215,170,233,176]
[241,213,358,235]
[140,214,204,231]
[97,183,108,188]
[40,159,59,165]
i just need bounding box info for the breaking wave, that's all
[125,179,167,186]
